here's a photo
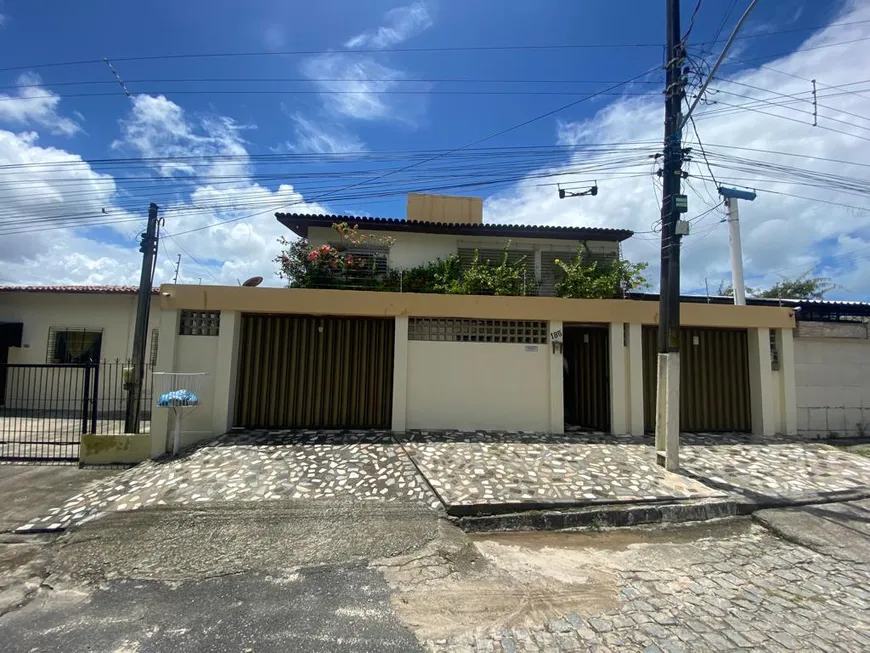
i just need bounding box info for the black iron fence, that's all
[0,360,153,463]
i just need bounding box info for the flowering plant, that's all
[274,222,395,289]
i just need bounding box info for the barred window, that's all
[329,243,389,275]
[409,318,547,344]
[46,327,103,363]
[180,310,220,336]
[770,330,780,371]
[149,328,159,366]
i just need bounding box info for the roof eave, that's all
[276,214,633,243]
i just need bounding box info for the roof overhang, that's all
[277,213,633,243]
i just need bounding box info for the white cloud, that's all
[345,1,433,49]
[485,1,870,300]
[0,73,82,136]
[283,111,367,154]
[287,2,434,152]
[300,54,429,123]
[1,95,324,288]
[113,95,250,181]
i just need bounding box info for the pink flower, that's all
[307,250,319,261]
[320,244,331,253]
[346,254,354,265]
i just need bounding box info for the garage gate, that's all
[234,315,394,429]
[642,326,751,432]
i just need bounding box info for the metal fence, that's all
[0,360,153,463]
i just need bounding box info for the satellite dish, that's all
[242,276,264,287]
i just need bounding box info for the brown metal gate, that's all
[234,315,394,429]
[563,326,610,431]
[642,326,751,432]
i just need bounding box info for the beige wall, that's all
[162,286,796,330]
[405,340,553,432]
[407,193,483,224]
[157,331,218,450]
[795,327,870,438]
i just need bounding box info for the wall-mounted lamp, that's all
[552,340,563,355]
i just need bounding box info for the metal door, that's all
[563,326,610,431]
[642,326,751,432]
[234,314,394,429]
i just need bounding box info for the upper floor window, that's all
[46,327,103,364]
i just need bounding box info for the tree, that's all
[718,274,834,300]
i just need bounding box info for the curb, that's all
[453,498,739,533]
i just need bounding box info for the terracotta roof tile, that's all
[0,285,159,295]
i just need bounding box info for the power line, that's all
[169,65,663,238]
[0,88,676,102]
[162,229,221,283]
[0,76,666,91]
[693,96,870,144]
[2,16,867,74]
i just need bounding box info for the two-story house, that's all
[278,193,632,298]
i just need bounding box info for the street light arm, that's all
[681,0,760,130]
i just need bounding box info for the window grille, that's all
[408,318,547,344]
[770,330,780,371]
[46,327,103,363]
[149,329,159,366]
[329,243,389,275]
[180,310,220,336]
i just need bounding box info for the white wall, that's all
[1,292,161,410]
[162,332,218,448]
[306,226,618,275]
[1,293,161,364]
[795,332,870,438]
[405,340,553,432]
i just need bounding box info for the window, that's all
[149,329,159,366]
[180,310,220,336]
[409,318,547,344]
[329,243,389,275]
[46,328,103,364]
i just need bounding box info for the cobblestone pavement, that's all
[378,520,870,652]
[677,433,870,502]
[399,431,723,508]
[15,430,440,532]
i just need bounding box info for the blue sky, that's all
[1,0,869,298]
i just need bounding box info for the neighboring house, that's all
[146,193,798,458]
[279,193,632,297]
[0,285,162,411]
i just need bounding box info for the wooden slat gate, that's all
[234,315,394,430]
[642,326,751,432]
[564,326,610,431]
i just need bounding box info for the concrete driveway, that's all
[0,465,116,533]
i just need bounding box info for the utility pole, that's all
[655,0,686,472]
[124,203,160,433]
[173,254,181,284]
[719,186,757,305]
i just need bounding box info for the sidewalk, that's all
[10,430,870,534]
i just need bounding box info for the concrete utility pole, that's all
[655,0,686,472]
[719,186,757,306]
[124,203,160,434]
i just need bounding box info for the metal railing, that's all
[0,360,153,463]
